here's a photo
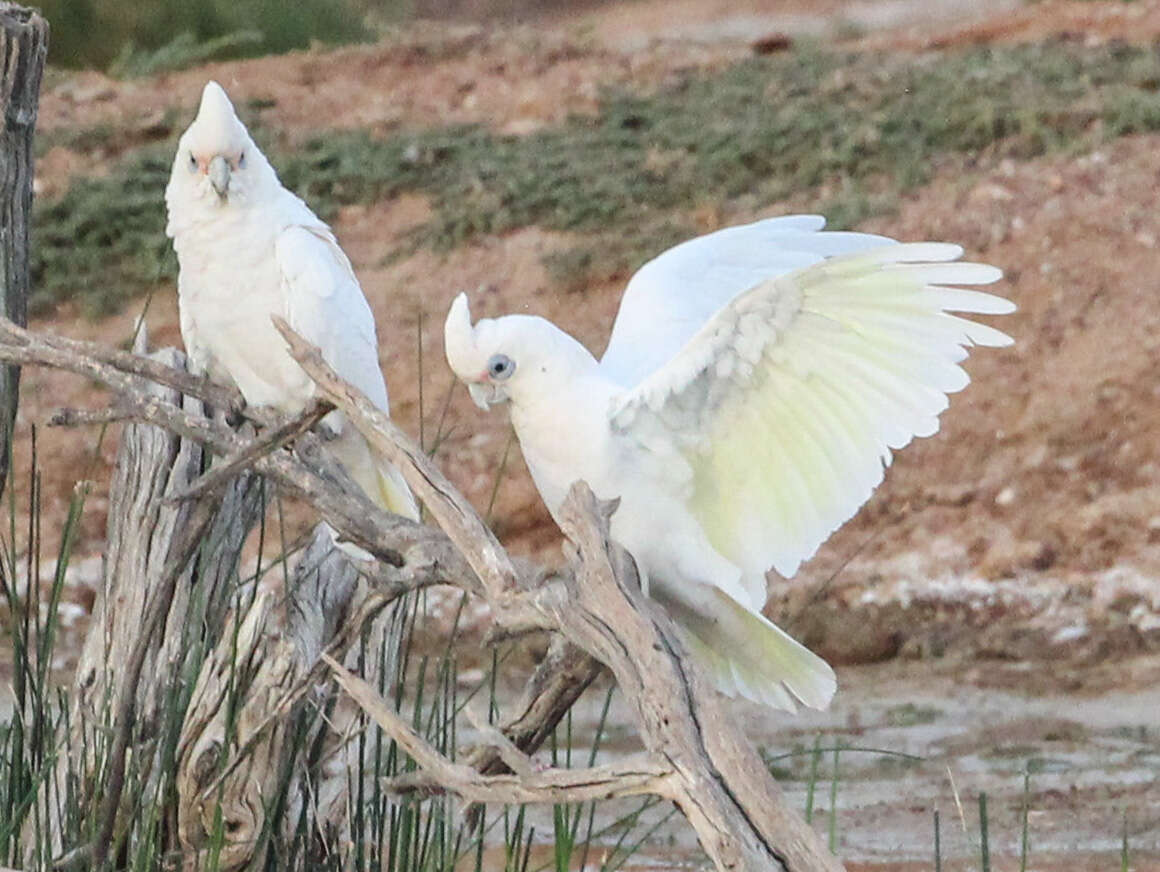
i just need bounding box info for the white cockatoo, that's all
[444,216,1013,711]
[165,81,418,520]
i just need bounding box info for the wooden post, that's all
[0,3,47,497]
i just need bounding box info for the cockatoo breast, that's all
[510,377,740,603]
[506,374,623,519]
[174,203,314,411]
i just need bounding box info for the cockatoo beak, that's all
[208,155,231,200]
[467,381,495,410]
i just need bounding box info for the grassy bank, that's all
[33,39,1160,317]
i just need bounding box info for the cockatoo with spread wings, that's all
[166,81,418,520]
[445,216,1013,711]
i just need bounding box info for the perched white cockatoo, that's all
[165,81,418,520]
[444,216,1013,711]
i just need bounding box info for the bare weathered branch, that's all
[2,312,844,872]
[478,637,604,773]
[48,404,137,426]
[0,316,248,414]
[552,485,844,872]
[273,317,523,597]
[461,703,536,778]
[0,314,457,571]
[167,398,332,503]
[325,653,670,806]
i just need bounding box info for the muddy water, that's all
[538,659,1160,871]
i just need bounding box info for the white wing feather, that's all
[609,242,1013,580]
[276,225,391,414]
[600,216,894,386]
[277,225,419,520]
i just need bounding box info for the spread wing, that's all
[608,242,1014,580]
[599,216,894,387]
[276,224,391,413]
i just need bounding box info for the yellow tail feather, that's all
[376,463,420,521]
[674,586,835,712]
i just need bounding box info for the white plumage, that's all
[166,81,418,520]
[444,216,1014,711]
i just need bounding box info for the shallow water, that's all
[538,657,1160,870]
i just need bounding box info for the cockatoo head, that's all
[167,81,275,216]
[444,293,595,411]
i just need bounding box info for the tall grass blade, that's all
[1019,766,1030,872]
[604,803,680,872]
[804,734,822,824]
[485,430,516,526]
[933,808,941,872]
[577,685,616,871]
[978,792,990,872]
[1121,809,1130,872]
[827,743,841,853]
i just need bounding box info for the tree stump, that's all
[31,343,267,866]
[0,3,47,497]
[50,344,410,869]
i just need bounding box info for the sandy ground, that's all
[13,0,1160,866]
[526,657,1160,870]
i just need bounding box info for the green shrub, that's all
[37,0,372,71]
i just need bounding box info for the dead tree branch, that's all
[166,398,332,503]
[277,318,845,872]
[326,652,670,805]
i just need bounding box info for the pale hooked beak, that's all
[467,381,499,410]
[208,155,231,199]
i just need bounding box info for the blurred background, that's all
[12,0,1160,868]
[39,0,595,71]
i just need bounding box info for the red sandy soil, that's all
[18,0,1160,676]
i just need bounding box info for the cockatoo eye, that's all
[238,151,246,168]
[487,354,515,380]
[188,152,197,172]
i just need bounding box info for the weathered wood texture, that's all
[0,317,843,872]
[283,320,846,872]
[176,524,360,870]
[555,487,844,872]
[34,343,266,866]
[0,3,47,497]
[75,347,263,741]
[60,344,406,870]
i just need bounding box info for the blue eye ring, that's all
[487,353,515,380]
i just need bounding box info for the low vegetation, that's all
[32,39,1160,318]
[36,0,370,70]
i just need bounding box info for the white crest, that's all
[193,81,241,144]
[443,293,480,378]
